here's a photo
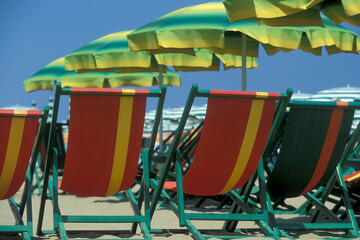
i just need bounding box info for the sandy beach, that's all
[1,184,359,240]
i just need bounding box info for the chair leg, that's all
[335,166,359,236]
[25,173,33,238]
[293,187,323,215]
[37,164,52,235]
[222,171,257,232]
[8,195,32,240]
[223,160,278,238]
[131,149,152,239]
[299,165,358,237]
[149,152,176,218]
[52,150,61,233]
[37,147,56,236]
[183,219,204,240]
[257,160,279,237]
[127,190,153,240]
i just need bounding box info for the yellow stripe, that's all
[220,100,264,194]
[256,92,269,98]
[14,110,28,117]
[0,118,25,198]
[121,89,136,95]
[346,173,360,182]
[106,97,133,196]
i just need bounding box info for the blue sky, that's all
[1,0,359,121]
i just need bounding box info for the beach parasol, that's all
[222,0,360,27]
[64,30,257,74]
[126,1,360,90]
[24,57,181,92]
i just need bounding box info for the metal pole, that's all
[158,65,164,153]
[242,33,247,91]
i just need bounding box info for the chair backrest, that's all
[168,84,291,196]
[47,83,166,197]
[267,101,360,199]
[0,109,43,200]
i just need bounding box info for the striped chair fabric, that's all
[60,88,148,197]
[165,90,282,196]
[0,109,42,200]
[267,102,355,198]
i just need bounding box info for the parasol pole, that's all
[158,65,164,153]
[242,33,247,91]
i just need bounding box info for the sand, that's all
[1,186,359,240]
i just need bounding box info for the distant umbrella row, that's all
[292,85,360,102]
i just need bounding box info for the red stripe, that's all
[344,171,360,181]
[182,98,252,196]
[4,118,38,199]
[300,109,344,195]
[233,100,277,190]
[0,118,12,185]
[337,102,348,107]
[0,110,15,116]
[25,110,42,117]
[60,95,120,197]
[118,97,146,191]
[210,90,281,99]
[70,88,149,95]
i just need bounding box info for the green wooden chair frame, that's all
[148,84,292,240]
[0,107,48,240]
[37,82,166,240]
[32,122,67,197]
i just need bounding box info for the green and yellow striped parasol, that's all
[24,57,181,92]
[222,0,360,27]
[64,30,257,73]
[126,1,359,90]
[127,1,360,57]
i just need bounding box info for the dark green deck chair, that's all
[37,82,166,240]
[265,101,360,237]
[149,84,292,239]
[0,108,48,240]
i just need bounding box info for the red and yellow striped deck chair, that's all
[149,84,292,239]
[0,108,48,240]
[37,82,166,240]
[264,101,360,238]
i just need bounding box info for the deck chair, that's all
[149,84,292,239]
[37,82,166,240]
[0,108,48,240]
[264,101,360,237]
